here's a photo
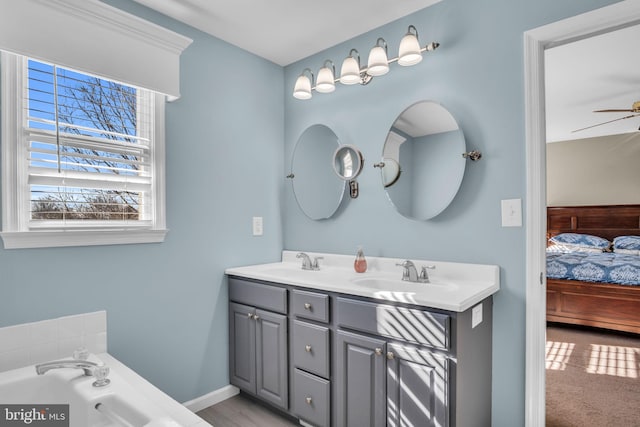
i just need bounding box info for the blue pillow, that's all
[549,233,610,250]
[613,235,640,251]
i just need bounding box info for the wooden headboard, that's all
[547,205,640,242]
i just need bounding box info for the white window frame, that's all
[1,52,168,249]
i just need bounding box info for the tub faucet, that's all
[35,360,110,387]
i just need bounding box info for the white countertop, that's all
[225,251,500,312]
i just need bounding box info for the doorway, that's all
[523,2,640,425]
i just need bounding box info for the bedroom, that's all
[544,21,640,333]
[543,24,640,425]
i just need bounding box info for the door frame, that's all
[523,1,640,425]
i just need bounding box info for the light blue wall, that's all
[283,0,619,426]
[0,0,623,423]
[0,0,284,403]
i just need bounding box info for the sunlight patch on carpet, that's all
[586,344,639,378]
[546,340,575,370]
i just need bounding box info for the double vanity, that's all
[225,251,499,427]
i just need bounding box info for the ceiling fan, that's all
[572,101,640,133]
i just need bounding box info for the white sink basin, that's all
[350,277,459,292]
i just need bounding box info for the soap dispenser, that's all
[354,246,367,273]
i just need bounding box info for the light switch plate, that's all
[501,198,522,227]
[472,303,483,328]
[252,216,263,236]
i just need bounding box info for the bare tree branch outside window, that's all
[29,61,145,221]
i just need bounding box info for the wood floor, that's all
[197,393,300,427]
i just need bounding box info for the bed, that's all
[546,205,640,334]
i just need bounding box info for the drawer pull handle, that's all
[305,397,313,405]
[375,348,383,356]
[387,352,395,360]
[304,303,312,310]
[247,313,253,319]
[305,345,312,353]
[253,314,260,321]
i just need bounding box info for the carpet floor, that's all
[546,324,640,427]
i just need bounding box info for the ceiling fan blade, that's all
[593,109,634,112]
[571,113,640,133]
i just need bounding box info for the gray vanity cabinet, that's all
[291,289,332,427]
[335,330,386,427]
[336,297,452,427]
[228,279,288,410]
[228,275,493,427]
[229,302,257,392]
[386,343,448,427]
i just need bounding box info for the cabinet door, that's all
[255,308,288,410]
[229,302,256,392]
[386,343,448,427]
[336,330,386,427]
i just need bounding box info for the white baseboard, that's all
[182,384,240,413]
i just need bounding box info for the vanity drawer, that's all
[292,320,330,378]
[228,277,287,314]
[293,369,330,427]
[336,297,450,350]
[291,289,330,323]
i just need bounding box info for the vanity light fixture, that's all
[398,25,423,66]
[293,68,314,100]
[367,38,390,76]
[316,60,336,93]
[339,49,363,85]
[292,25,439,100]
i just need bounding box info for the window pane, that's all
[31,186,140,221]
[25,59,151,223]
[27,59,144,142]
[28,137,149,176]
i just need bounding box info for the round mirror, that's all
[290,124,345,220]
[380,101,466,220]
[333,144,364,180]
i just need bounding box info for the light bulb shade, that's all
[340,56,361,85]
[367,41,389,76]
[293,74,312,99]
[398,32,422,66]
[316,66,335,93]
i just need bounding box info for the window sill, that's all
[0,229,168,249]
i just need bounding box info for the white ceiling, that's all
[130,0,441,66]
[129,0,640,142]
[545,23,640,142]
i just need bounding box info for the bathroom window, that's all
[0,53,167,248]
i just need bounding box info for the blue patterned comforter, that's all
[546,251,640,286]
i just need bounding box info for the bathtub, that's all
[0,353,211,427]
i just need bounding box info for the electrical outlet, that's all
[252,216,263,236]
[472,303,483,328]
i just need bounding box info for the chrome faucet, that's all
[35,360,110,387]
[396,260,435,283]
[296,252,322,270]
[36,359,99,376]
[397,260,419,282]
